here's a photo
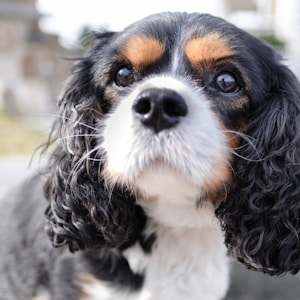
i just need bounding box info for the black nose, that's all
[132,88,188,133]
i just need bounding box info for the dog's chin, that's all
[134,160,202,204]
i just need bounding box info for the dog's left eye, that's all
[115,67,134,87]
[215,72,240,94]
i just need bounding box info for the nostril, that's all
[133,97,152,115]
[163,97,188,117]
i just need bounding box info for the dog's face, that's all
[97,13,264,203]
[46,13,300,275]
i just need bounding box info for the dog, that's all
[1,12,300,300]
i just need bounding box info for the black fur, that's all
[81,250,144,291]
[216,64,300,275]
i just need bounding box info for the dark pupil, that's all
[217,73,238,93]
[116,67,133,87]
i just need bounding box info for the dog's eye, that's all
[115,67,134,87]
[215,72,240,94]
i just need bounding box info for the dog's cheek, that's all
[201,123,239,203]
[99,97,138,183]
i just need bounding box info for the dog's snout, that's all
[133,88,188,133]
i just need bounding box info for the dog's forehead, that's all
[116,13,238,67]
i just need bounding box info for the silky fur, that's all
[1,11,300,300]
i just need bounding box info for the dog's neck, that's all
[135,164,218,230]
[139,197,217,230]
[121,200,229,300]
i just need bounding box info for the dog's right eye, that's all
[115,67,134,87]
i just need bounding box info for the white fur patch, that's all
[123,212,229,300]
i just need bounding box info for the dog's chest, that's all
[125,224,229,300]
[81,217,229,300]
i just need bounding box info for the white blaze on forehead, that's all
[99,75,230,199]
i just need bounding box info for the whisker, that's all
[66,146,103,190]
[222,129,264,162]
[221,180,229,201]
[229,149,264,163]
[30,112,61,119]
[37,112,101,133]
[56,134,98,141]
[222,129,256,144]
[73,146,102,173]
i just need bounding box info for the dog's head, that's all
[44,12,300,275]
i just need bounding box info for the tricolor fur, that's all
[1,12,300,300]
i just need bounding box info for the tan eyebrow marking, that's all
[184,33,235,66]
[119,35,165,66]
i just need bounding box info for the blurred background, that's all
[1,0,300,299]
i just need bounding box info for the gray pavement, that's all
[226,262,300,299]
[1,157,300,299]
[0,156,38,199]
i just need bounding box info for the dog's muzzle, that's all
[132,88,188,133]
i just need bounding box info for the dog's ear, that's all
[216,62,300,275]
[44,32,146,252]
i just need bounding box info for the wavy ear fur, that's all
[44,32,146,252]
[217,63,300,275]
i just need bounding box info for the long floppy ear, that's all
[44,32,146,252]
[216,63,300,275]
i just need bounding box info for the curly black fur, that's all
[216,64,300,275]
[44,32,146,252]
